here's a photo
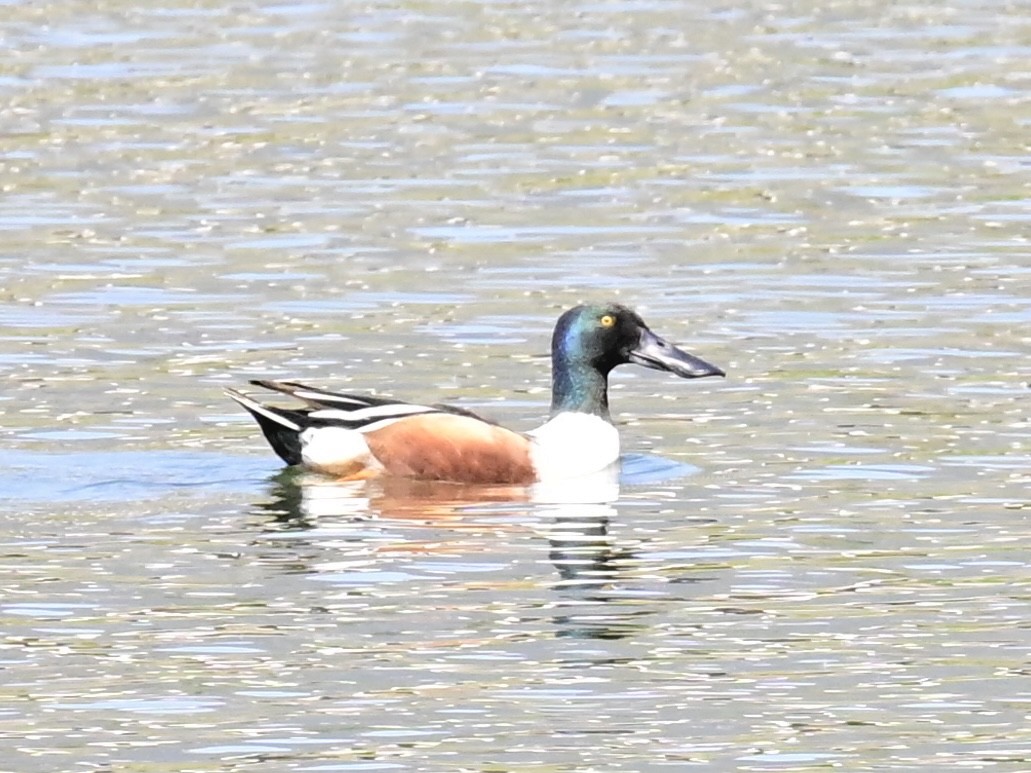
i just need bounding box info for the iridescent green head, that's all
[549,304,724,418]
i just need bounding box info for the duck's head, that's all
[550,303,724,416]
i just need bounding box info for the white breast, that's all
[527,412,620,481]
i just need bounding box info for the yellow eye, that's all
[600,314,616,328]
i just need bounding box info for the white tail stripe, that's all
[231,392,301,431]
[355,416,416,434]
[309,403,438,422]
[294,391,374,406]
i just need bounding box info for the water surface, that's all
[1,0,1029,770]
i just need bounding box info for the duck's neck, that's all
[550,357,611,420]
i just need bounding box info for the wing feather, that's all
[364,413,535,484]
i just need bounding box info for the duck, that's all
[226,303,724,485]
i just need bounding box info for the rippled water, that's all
[1,0,1029,770]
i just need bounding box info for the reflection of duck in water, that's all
[259,463,622,526]
[227,303,723,485]
[257,464,696,642]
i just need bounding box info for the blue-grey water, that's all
[1,0,1029,771]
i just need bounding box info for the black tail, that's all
[225,387,307,466]
[245,406,304,465]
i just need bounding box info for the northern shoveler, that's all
[226,303,724,484]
